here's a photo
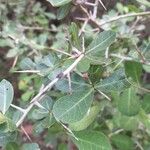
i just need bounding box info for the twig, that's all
[126,78,150,93]
[99,11,150,26]
[105,47,109,59]
[67,73,72,94]
[129,16,140,32]
[20,25,57,32]
[34,101,47,110]
[13,70,41,73]
[85,2,96,6]
[12,55,18,68]
[78,3,101,30]
[113,58,124,70]
[110,53,133,61]
[49,47,72,57]
[78,19,89,36]
[16,53,84,127]
[79,5,90,17]
[92,0,99,19]
[110,53,150,65]
[134,43,146,63]
[16,103,35,127]
[96,89,111,101]
[21,126,32,142]
[11,104,25,113]
[76,11,150,30]
[75,17,87,21]
[109,129,124,137]
[98,0,107,10]
[135,141,144,150]
[5,34,73,57]
[81,36,85,53]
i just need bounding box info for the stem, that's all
[99,11,150,26]
[110,53,150,65]
[77,11,150,29]
[16,54,84,127]
[11,104,25,113]
[96,89,111,101]
[98,0,107,10]
[20,25,57,32]
[92,0,99,19]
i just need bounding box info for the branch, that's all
[110,53,150,65]
[20,25,57,32]
[92,0,99,19]
[98,0,107,10]
[16,53,84,127]
[99,11,150,26]
[76,11,150,29]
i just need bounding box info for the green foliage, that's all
[57,3,72,20]
[47,0,71,7]
[86,31,116,62]
[95,69,130,92]
[141,94,150,114]
[53,89,94,123]
[111,134,134,150]
[0,80,14,114]
[118,88,140,116]
[73,131,112,150]
[69,104,100,131]
[21,143,40,150]
[125,61,142,85]
[0,0,150,149]
[136,0,150,7]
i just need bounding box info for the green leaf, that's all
[72,131,112,150]
[20,58,36,70]
[0,113,16,132]
[0,113,6,124]
[76,58,90,72]
[52,89,94,123]
[0,132,17,147]
[138,109,150,130]
[113,112,139,131]
[95,69,130,92]
[21,91,34,102]
[141,94,150,114]
[34,115,55,134]
[0,79,14,114]
[57,3,71,20]
[58,143,67,150]
[111,134,134,150]
[118,88,140,116]
[125,61,142,85]
[5,142,19,150]
[69,22,81,49]
[22,143,40,150]
[144,144,150,150]
[55,73,90,93]
[69,104,100,131]
[47,0,71,7]
[86,30,116,56]
[88,64,104,84]
[136,0,150,7]
[32,96,54,120]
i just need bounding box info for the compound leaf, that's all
[95,69,130,92]
[86,31,116,56]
